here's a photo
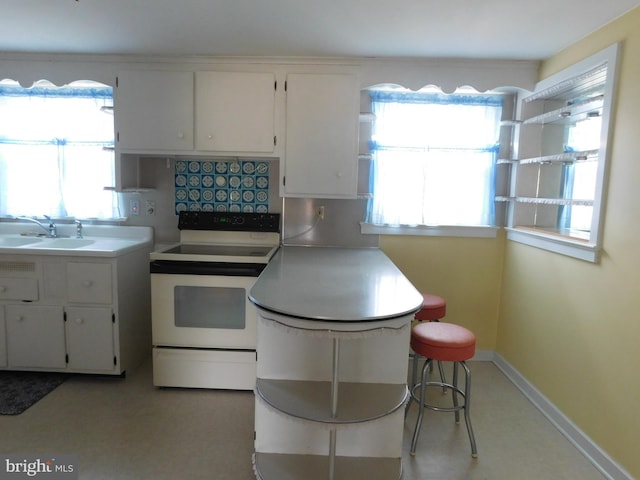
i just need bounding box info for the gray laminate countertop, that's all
[249,246,422,322]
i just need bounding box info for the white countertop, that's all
[249,246,423,322]
[0,223,153,257]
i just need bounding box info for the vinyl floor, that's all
[0,358,607,480]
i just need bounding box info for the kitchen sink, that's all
[0,236,44,247]
[0,223,153,257]
[38,238,95,249]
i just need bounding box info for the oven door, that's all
[151,272,258,349]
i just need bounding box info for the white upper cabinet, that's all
[195,71,276,153]
[283,72,360,198]
[115,70,194,152]
[115,69,278,155]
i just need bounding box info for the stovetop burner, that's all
[150,211,281,265]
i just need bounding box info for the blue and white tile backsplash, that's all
[175,159,269,214]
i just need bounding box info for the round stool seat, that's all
[410,322,476,362]
[415,293,446,321]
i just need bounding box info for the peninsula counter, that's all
[249,246,422,480]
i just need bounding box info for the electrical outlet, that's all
[316,206,325,220]
[145,200,156,216]
[129,199,140,216]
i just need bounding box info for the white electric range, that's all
[150,211,280,390]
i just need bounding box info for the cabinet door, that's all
[116,70,194,151]
[0,306,6,367]
[65,307,115,372]
[284,73,359,198]
[67,262,113,305]
[6,305,66,369]
[195,72,276,153]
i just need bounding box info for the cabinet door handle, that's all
[75,318,84,325]
[16,315,25,322]
[0,285,6,292]
[207,134,213,140]
[81,280,93,287]
[178,131,185,139]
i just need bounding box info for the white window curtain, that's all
[559,115,602,231]
[366,90,503,227]
[0,80,117,219]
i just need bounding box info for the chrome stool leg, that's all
[407,359,478,458]
[452,361,460,423]
[410,358,432,455]
[405,350,420,416]
[437,360,447,394]
[461,361,478,457]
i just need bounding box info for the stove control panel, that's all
[178,211,280,232]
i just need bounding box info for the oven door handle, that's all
[150,260,266,277]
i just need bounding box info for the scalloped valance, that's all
[0,53,538,93]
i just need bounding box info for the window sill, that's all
[360,223,499,238]
[505,227,600,263]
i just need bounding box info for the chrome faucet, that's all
[75,219,83,239]
[43,215,57,237]
[18,215,58,237]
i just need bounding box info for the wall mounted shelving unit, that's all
[501,43,620,262]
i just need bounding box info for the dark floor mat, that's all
[0,371,67,415]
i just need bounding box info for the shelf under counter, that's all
[256,378,408,424]
[254,453,402,480]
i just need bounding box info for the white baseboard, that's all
[471,349,495,362]
[477,351,634,480]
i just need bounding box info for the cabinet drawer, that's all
[67,263,113,304]
[0,277,38,301]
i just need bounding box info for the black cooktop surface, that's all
[162,244,275,257]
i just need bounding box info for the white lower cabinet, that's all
[65,306,115,371]
[67,262,113,305]
[0,251,150,375]
[6,305,66,369]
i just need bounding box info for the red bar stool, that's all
[415,293,446,322]
[410,294,448,392]
[406,321,478,458]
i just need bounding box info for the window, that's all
[506,43,620,262]
[558,115,601,232]
[364,88,503,234]
[0,80,117,220]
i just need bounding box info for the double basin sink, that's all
[0,223,154,257]
[0,236,95,248]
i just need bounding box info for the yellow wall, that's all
[381,7,640,477]
[498,7,640,478]
[380,232,505,351]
